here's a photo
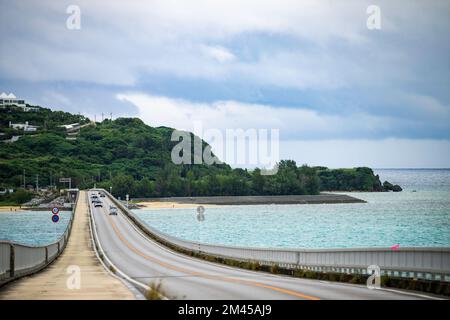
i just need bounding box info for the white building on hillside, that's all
[59,123,80,132]
[0,92,38,111]
[9,121,39,132]
[0,92,25,107]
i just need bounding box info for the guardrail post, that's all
[9,244,15,278]
[57,242,60,254]
[45,247,48,264]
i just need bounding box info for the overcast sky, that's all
[1,0,449,168]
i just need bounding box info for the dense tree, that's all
[0,105,398,201]
[111,174,136,199]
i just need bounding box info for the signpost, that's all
[51,207,60,242]
[59,177,72,189]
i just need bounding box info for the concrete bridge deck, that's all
[0,191,135,300]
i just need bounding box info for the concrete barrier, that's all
[0,193,77,287]
[101,189,450,282]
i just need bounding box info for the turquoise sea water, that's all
[0,169,449,248]
[0,210,71,246]
[133,169,450,249]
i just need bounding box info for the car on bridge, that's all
[109,205,118,215]
[94,202,103,208]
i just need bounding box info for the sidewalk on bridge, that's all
[0,191,136,300]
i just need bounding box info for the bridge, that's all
[1,190,449,300]
[0,191,135,299]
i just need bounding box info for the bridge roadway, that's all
[90,191,437,300]
[0,191,135,300]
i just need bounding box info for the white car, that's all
[109,206,118,215]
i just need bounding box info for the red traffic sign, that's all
[52,207,59,215]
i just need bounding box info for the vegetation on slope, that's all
[0,105,401,200]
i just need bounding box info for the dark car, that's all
[94,202,103,208]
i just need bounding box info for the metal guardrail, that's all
[0,193,78,287]
[101,189,450,282]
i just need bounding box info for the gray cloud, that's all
[1,0,449,166]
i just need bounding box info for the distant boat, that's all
[412,190,417,192]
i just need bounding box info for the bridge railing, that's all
[0,193,77,287]
[102,189,450,282]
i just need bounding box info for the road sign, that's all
[52,215,59,223]
[59,177,72,189]
[52,207,59,215]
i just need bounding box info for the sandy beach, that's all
[136,201,221,209]
[0,206,21,212]
[134,194,365,209]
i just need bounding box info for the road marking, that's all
[105,209,320,300]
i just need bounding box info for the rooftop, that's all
[0,92,17,99]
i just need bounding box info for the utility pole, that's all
[23,169,25,189]
[110,112,113,121]
[36,174,39,192]
[101,112,104,122]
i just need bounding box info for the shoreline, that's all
[135,202,222,209]
[0,206,72,212]
[0,206,21,212]
[2,193,366,211]
[134,193,365,209]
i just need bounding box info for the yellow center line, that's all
[105,212,320,300]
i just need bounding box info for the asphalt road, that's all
[89,191,434,300]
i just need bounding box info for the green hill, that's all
[0,104,400,200]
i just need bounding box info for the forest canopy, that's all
[0,105,401,199]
